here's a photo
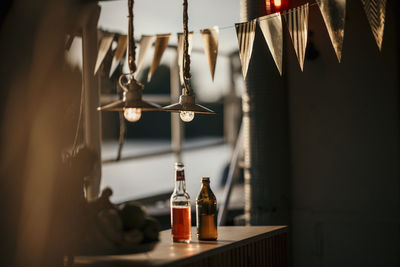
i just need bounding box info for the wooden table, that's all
[74,226,287,267]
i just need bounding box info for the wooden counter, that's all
[74,226,287,267]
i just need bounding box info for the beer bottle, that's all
[196,177,218,240]
[170,162,191,243]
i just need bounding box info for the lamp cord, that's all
[183,0,191,95]
[128,0,136,74]
[117,110,126,161]
[116,0,136,161]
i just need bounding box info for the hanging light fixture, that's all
[163,0,215,122]
[98,0,160,122]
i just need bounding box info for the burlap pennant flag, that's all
[94,34,114,75]
[316,0,346,62]
[136,35,155,76]
[258,13,284,76]
[200,27,219,81]
[109,34,128,77]
[235,20,256,79]
[283,4,309,71]
[361,0,386,51]
[177,32,194,85]
[147,34,171,82]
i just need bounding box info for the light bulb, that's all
[124,108,142,122]
[180,111,195,122]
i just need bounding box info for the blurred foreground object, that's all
[76,188,160,256]
[0,1,99,266]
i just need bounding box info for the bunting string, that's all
[90,1,387,80]
[187,2,320,33]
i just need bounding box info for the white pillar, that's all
[240,0,291,225]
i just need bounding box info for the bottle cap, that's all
[202,177,210,182]
[175,162,184,167]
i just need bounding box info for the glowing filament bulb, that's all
[124,108,142,122]
[180,111,194,122]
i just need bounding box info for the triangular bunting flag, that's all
[94,34,114,75]
[136,35,155,76]
[283,4,309,71]
[109,35,128,77]
[361,0,386,51]
[200,27,219,81]
[147,34,171,82]
[316,0,346,62]
[177,32,193,85]
[258,13,284,75]
[235,20,256,79]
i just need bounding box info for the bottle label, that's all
[176,170,185,181]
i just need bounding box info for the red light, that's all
[265,0,289,14]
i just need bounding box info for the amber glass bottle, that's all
[196,177,218,240]
[170,162,191,243]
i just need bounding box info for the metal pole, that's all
[218,123,243,226]
[82,4,102,201]
[224,53,241,146]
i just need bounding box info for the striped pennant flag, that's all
[283,4,309,71]
[316,0,346,63]
[361,0,386,51]
[235,20,256,79]
[258,13,284,76]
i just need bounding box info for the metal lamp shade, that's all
[98,88,160,112]
[98,75,161,112]
[163,95,215,114]
[98,99,161,111]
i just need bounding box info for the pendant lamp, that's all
[163,0,215,122]
[98,0,160,122]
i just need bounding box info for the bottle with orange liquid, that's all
[196,177,218,240]
[170,162,191,243]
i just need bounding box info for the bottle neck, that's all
[174,169,186,193]
[174,180,186,193]
[198,180,215,201]
[201,182,210,190]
